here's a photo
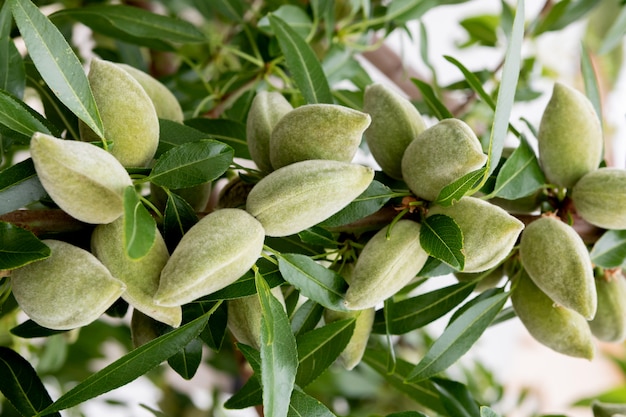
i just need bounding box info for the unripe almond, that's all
[519,215,596,320]
[245,159,374,237]
[324,307,375,370]
[537,82,603,188]
[589,271,626,342]
[91,216,182,328]
[363,83,427,179]
[10,239,126,330]
[511,268,595,360]
[427,197,524,273]
[115,63,184,122]
[269,104,371,169]
[246,91,293,172]
[572,168,626,229]
[79,58,159,167]
[401,118,487,201]
[344,220,428,310]
[154,208,265,307]
[30,132,133,224]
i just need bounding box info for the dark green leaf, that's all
[53,5,205,49]
[435,168,486,207]
[295,318,355,387]
[581,43,603,124]
[492,135,545,200]
[288,387,336,417]
[201,257,283,301]
[269,14,333,104]
[386,413,428,417]
[278,253,348,311]
[0,347,60,417]
[10,0,104,139]
[167,337,203,380]
[211,0,246,22]
[412,78,453,120]
[290,299,324,336]
[184,118,250,159]
[162,191,199,250]
[386,0,467,23]
[420,214,464,270]
[256,271,298,417]
[156,119,209,157]
[406,291,508,382]
[0,221,49,270]
[148,140,234,189]
[320,181,393,227]
[0,158,47,215]
[0,1,25,98]
[448,288,503,325]
[123,186,157,260]
[10,319,66,338]
[432,377,480,417]
[298,227,337,248]
[591,230,626,269]
[199,301,228,351]
[224,377,262,409]
[372,282,476,334]
[39,307,213,415]
[0,89,53,139]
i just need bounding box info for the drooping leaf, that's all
[0,221,50,270]
[148,140,234,189]
[288,387,336,417]
[167,337,203,380]
[435,168,486,207]
[591,230,626,269]
[295,318,355,387]
[444,55,496,108]
[0,1,25,98]
[319,180,393,227]
[278,253,348,311]
[0,347,61,417]
[432,377,481,417]
[0,89,53,140]
[492,135,545,200]
[420,214,464,270]
[123,186,157,260]
[406,291,508,382]
[269,14,333,104]
[412,78,453,120]
[0,158,47,215]
[256,271,298,417]
[10,0,104,139]
[459,14,499,47]
[162,191,199,250]
[39,307,214,415]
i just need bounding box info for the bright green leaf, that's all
[420,214,464,270]
[435,168,486,207]
[492,135,545,200]
[412,79,453,120]
[0,89,53,139]
[591,230,626,269]
[0,221,50,270]
[123,186,157,260]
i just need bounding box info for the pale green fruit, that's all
[537,82,603,188]
[154,208,265,307]
[79,58,159,167]
[246,91,293,172]
[91,217,181,328]
[11,239,126,330]
[246,159,374,237]
[115,63,184,122]
[324,307,375,370]
[519,216,596,320]
[30,132,133,224]
[269,104,371,169]
[511,269,595,360]
[401,118,487,201]
[130,309,168,348]
[572,168,626,229]
[344,220,428,310]
[363,83,427,179]
[427,197,524,273]
[589,271,626,342]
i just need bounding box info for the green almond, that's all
[572,167,626,230]
[589,271,626,342]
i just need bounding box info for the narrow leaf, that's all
[319,180,393,227]
[148,140,234,189]
[278,253,348,311]
[590,230,626,269]
[597,4,626,55]
[406,291,508,382]
[420,214,464,270]
[10,0,104,138]
[0,221,50,270]
[433,377,481,417]
[288,387,336,417]
[492,135,545,200]
[123,186,156,260]
[290,299,324,336]
[269,14,332,104]
[256,271,298,417]
[0,347,60,417]
[0,89,53,138]
[435,168,486,207]
[580,43,603,125]
[444,55,496,108]
[224,377,262,410]
[298,226,337,249]
[39,308,213,415]
[412,78,453,120]
[0,1,25,98]
[0,158,47,215]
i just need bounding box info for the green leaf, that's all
[492,135,545,200]
[531,0,599,35]
[201,257,283,301]
[156,119,209,158]
[386,0,467,23]
[406,291,508,382]
[0,158,47,215]
[183,118,250,159]
[0,1,25,98]
[435,168,486,207]
[590,230,626,269]
[256,271,298,417]
[0,89,53,139]
[10,319,66,339]
[39,307,214,415]
[198,301,228,351]
[123,186,157,260]
[298,227,337,248]
[420,214,464,270]
[53,5,205,50]
[444,55,495,108]
[224,376,262,410]
[208,0,246,22]
[0,347,60,417]
[259,5,313,40]
[10,0,104,139]
[288,387,336,417]
[386,413,428,417]
[148,140,234,189]
[597,5,626,55]
[459,14,499,47]
[581,43,603,125]
[295,318,355,387]
[372,282,476,334]
[290,299,324,337]
[269,14,332,104]
[481,406,504,417]
[319,180,393,227]
[167,337,203,380]
[162,191,198,249]
[432,377,480,417]
[412,78,453,120]
[0,221,50,270]
[485,0,524,177]
[278,253,348,311]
